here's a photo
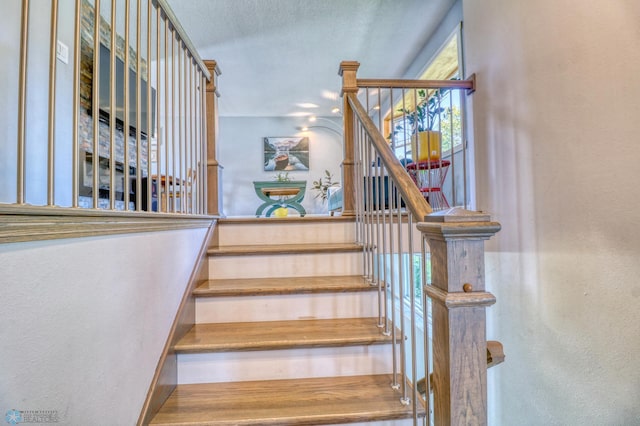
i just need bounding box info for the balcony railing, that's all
[340,61,502,425]
[1,0,220,226]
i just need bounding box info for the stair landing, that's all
[149,374,425,425]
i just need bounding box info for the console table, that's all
[253,180,307,217]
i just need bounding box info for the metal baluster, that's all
[182,47,188,213]
[123,0,131,211]
[189,54,195,214]
[72,0,81,207]
[109,0,117,210]
[397,188,409,405]
[91,0,101,209]
[388,177,399,390]
[177,41,184,213]
[164,16,170,213]
[381,160,390,335]
[146,0,153,212]
[135,0,142,211]
[374,87,384,328]
[422,234,432,426]
[170,29,176,213]
[47,0,59,206]
[363,90,371,283]
[408,214,418,423]
[354,118,362,246]
[17,0,29,204]
[200,72,206,214]
[155,2,162,213]
[461,88,469,209]
[448,89,455,207]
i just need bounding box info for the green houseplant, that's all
[397,89,446,162]
[272,172,291,217]
[311,170,339,203]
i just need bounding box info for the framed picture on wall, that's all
[263,137,310,171]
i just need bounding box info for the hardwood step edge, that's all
[193,275,378,297]
[173,335,393,353]
[174,318,395,354]
[208,242,363,256]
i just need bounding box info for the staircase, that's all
[149,216,425,425]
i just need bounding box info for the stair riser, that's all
[196,292,379,323]
[177,345,393,384]
[208,251,363,279]
[217,221,356,246]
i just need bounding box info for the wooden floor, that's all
[194,275,376,297]
[208,243,362,256]
[149,374,425,425]
[174,317,391,353]
[218,216,354,224]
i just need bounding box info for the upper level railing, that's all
[339,61,502,425]
[1,0,221,233]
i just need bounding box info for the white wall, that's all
[0,227,208,425]
[218,116,343,216]
[463,0,640,424]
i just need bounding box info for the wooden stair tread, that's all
[149,374,425,425]
[208,242,362,256]
[194,275,376,297]
[174,317,391,353]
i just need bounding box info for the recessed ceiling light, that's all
[309,116,317,122]
[301,126,309,131]
[296,103,319,109]
[331,107,341,114]
[287,112,313,117]
[321,90,339,101]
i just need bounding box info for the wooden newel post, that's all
[204,60,222,216]
[338,61,360,217]
[417,208,501,426]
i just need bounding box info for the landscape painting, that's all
[263,137,310,171]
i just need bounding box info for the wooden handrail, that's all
[346,92,433,221]
[356,75,476,92]
[156,0,211,80]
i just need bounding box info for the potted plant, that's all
[397,89,446,162]
[311,170,339,204]
[273,172,291,217]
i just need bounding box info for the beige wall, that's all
[464,0,640,423]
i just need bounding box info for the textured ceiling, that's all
[165,0,456,117]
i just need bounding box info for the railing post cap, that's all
[338,61,360,76]
[418,208,501,239]
[203,60,222,76]
[424,207,491,223]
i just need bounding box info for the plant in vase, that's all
[273,172,291,217]
[397,88,446,163]
[311,170,339,208]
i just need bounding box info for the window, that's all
[386,28,464,162]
